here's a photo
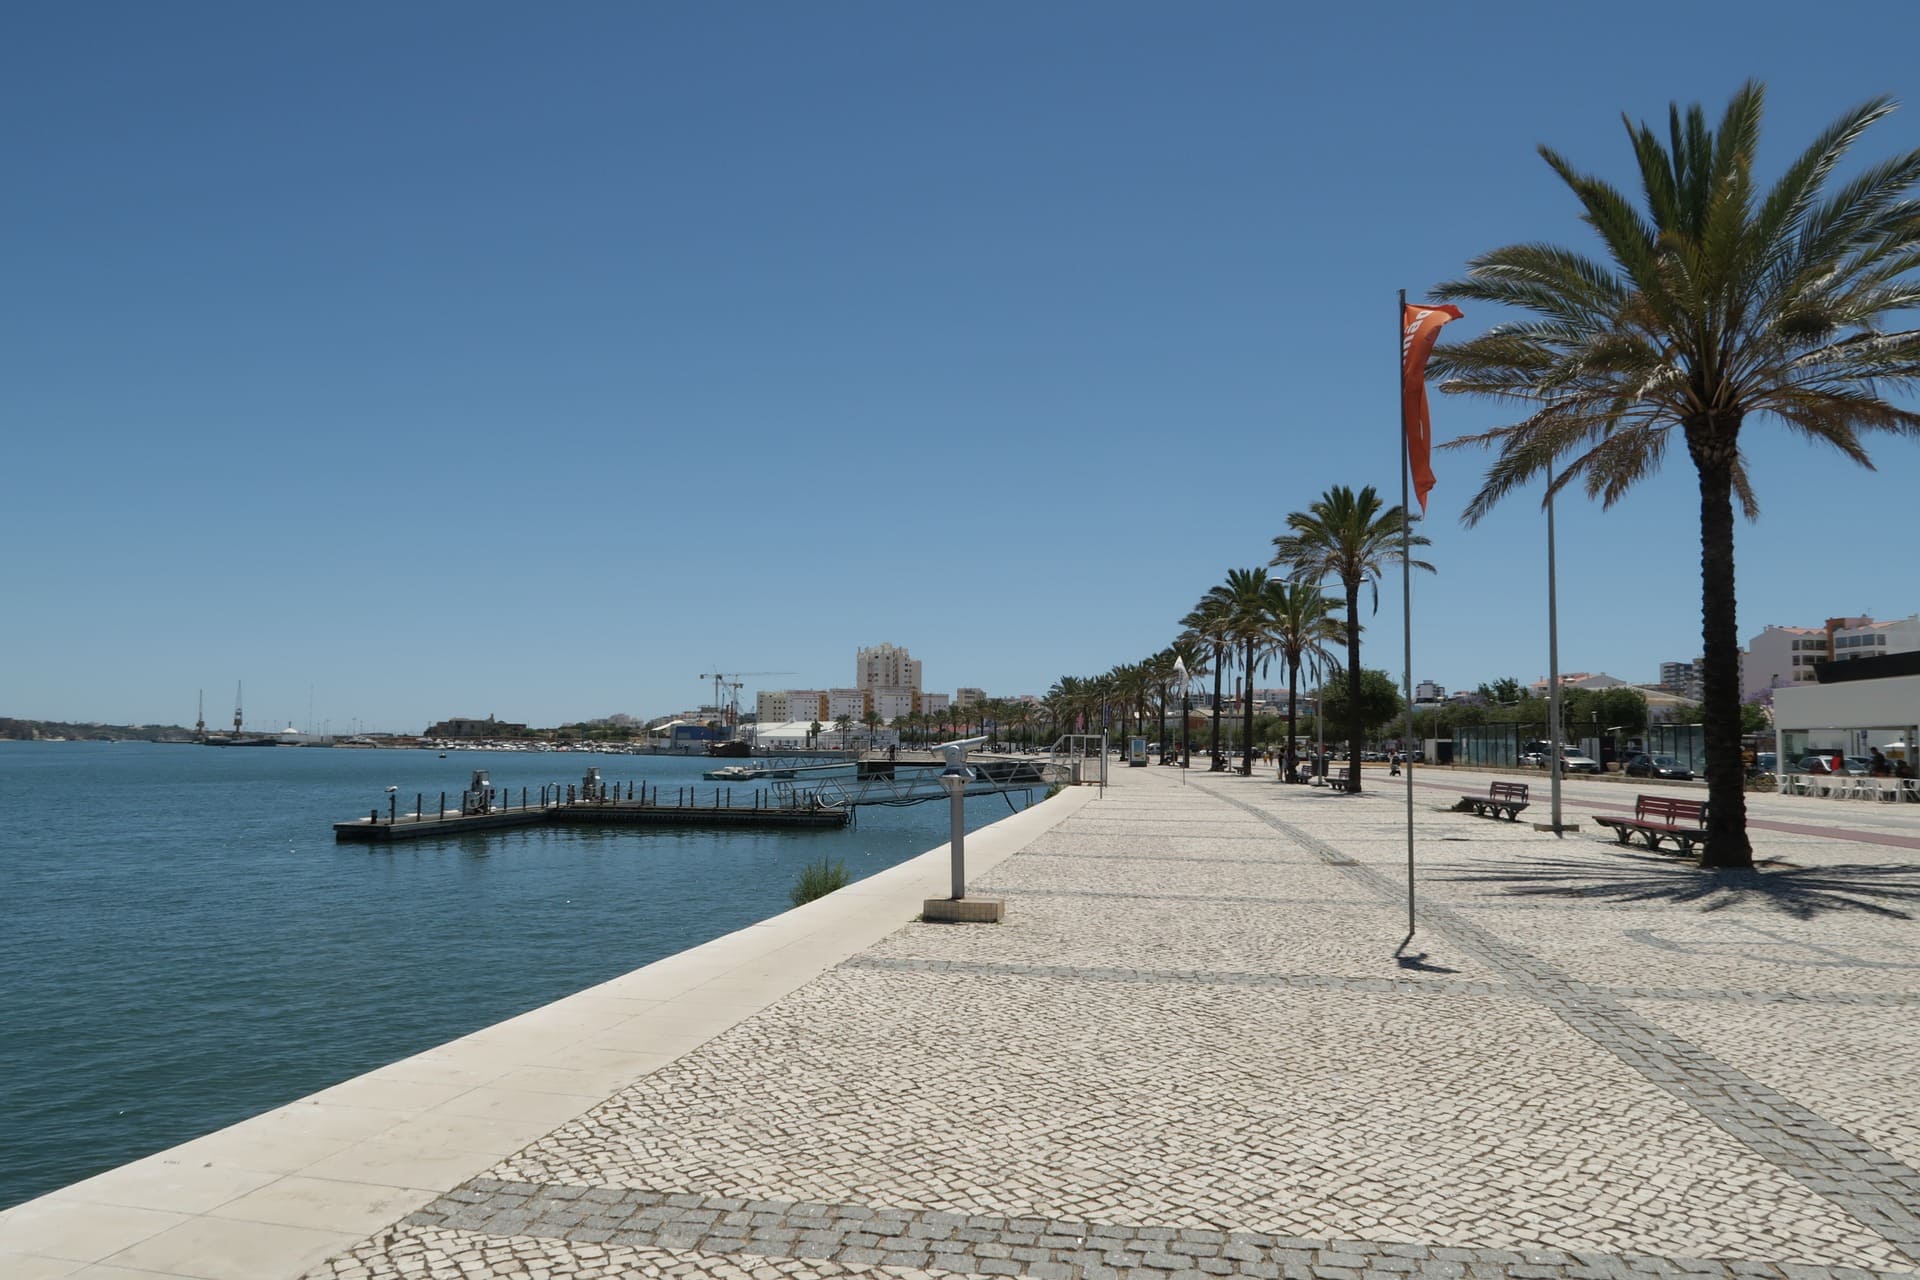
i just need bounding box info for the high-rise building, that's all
[856,643,922,694]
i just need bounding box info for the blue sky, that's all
[6,2,1919,732]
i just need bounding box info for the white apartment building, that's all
[920,692,951,717]
[1414,680,1445,703]
[873,689,916,722]
[857,643,922,693]
[756,690,828,724]
[1742,625,1831,700]
[826,689,869,722]
[1834,614,1920,661]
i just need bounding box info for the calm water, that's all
[0,741,1030,1209]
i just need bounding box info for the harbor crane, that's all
[698,670,796,726]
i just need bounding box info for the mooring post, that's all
[388,794,397,824]
[416,793,422,822]
[371,808,379,824]
[439,791,446,818]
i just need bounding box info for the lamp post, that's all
[1174,656,1192,779]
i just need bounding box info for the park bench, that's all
[1455,780,1530,822]
[1593,794,1711,855]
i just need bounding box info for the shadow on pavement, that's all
[1436,851,1920,921]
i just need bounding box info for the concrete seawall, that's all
[0,785,1095,1277]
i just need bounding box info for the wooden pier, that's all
[334,780,849,844]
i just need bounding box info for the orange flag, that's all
[1401,302,1463,514]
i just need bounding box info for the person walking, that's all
[1389,749,1402,777]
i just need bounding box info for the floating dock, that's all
[335,770,849,843]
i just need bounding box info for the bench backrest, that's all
[1635,794,1708,827]
[1489,781,1529,802]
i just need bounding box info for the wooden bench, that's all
[1594,795,1710,855]
[1456,780,1530,821]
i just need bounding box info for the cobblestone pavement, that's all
[311,767,1920,1280]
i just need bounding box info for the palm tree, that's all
[1272,487,1432,792]
[1168,636,1208,768]
[1181,596,1234,769]
[1428,83,1920,867]
[1203,568,1278,776]
[1266,581,1344,782]
[1145,649,1177,761]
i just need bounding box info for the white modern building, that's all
[1414,680,1445,704]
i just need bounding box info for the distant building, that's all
[425,714,527,739]
[873,689,916,722]
[1742,624,1832,700]
[920,692,951,716]
[1527,672,1632,696]
[757,689,827,724]
[1657,659,1704,703]
[826,689,868,721]
[955,687,987,708]
[1414,680,1445,704]
[857,643,922,693]
[1833,614,1920,662]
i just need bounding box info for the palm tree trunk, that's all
[1240,637,1256,775]
[1210,648,1225,770]
[1285,657,1299,783]
[1345,579,1363,793]
[1693,441,1754,868]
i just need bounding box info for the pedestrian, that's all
[1870,747,1890,776]
[1389,749,1401,777]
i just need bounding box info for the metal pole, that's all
[1398,288,1416,937]
[948,776,966,899]
[1547,470,1565,833]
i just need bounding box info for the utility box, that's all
[462,770,491,815]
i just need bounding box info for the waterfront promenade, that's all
[4,764,1918,1278]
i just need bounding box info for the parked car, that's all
[1559,752,1602,774]
[1751,752,1777,774]
[1624,752,1694,780]
[1518,751,1547,768]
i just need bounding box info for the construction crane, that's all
[698,670,796,726]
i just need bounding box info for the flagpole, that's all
[1398,289,1416,938]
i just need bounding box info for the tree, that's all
[832,714,854,748]
[1181,596,1235,770]
[1318,668,1405,743]
[1168,635,1209,768]
[1266,581,1343,781]
[1272,487,1432,792]
[1206,568,1278,776]
[808,719,822,749]
[1429,83,1920,867]
[1477,677,1523,704]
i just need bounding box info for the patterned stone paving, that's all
[309,768,1920,1280]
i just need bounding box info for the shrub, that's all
[790,857,852,907]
